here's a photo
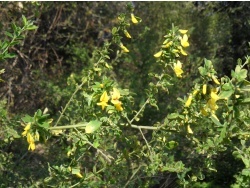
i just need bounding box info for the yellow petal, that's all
[114,101,123,111]
[154,51,163,58]
[207,99,218,111]
[22,130,28,136]
[192,89,199,96]
[24,123,31,131]
[120,43,129,53]
[179,29,188,34]
[100,91,109,102]
[178,47,188,56]
[76,172,83,178]
[28,141,36,151]
[212,75,220,85]
[162,41,173,48]
[97,101,108,110]
[185,95,192,107]
[203,84,207,95]
[131,13,138,24]
[211,91,220,101]
[181,34,189,48]
[27,133,34,143]
[187,125,193,134]
[124,30,132,38]
[172,49,179,53]
[111,88,121,100]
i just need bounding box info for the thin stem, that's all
[74,128,114,163]
[138,127,153,161]
[130,124,164,130]
[124,165,142,188]
[49,123,87,130]
[54,81,86,127]
[54,57,103,127]
[125,116,153,161]
[129,98,150,124]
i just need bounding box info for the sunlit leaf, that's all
[85,120,102,133]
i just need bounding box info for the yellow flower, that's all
[181,34,189,48]
[22,122,31,136]
[179,29,188,34]
[97,91,109,110]
[27,133,36,151]
[187,125,193,134]
[206,88,220,112]
[120,43,129,53]
[173,60,184,78]
[131,13,138,24]
[172,49,179,53]
[111,88,121,101]
[124,30,132,38]
[100,84,104,88]
[76,172,83,178]
[178,46,188,56]
[162,41,173,48]
[111,88,123,111]
[34,131,40,141]
[212,75,220,85]
[113,100,123,111]
[210,90,220,101]
[192,89,199,96]
[201,108,209,116]
[185,95,192,107]
[154,50,163,58]
[207,99,218,111]
[203,84,207,95]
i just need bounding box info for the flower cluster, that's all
[97,88,123,111]
[22,123,39,151]
[118,13,139,53]
[153,28,190,78]
[185,82,222,118]
[174,60,184,78]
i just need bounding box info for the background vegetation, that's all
[1,1,250,187]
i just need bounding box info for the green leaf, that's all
[242,169,250,176]
[240,85,250,92]
[210,114,222,126]
[93,140,100,148]
[26,25,38,30]
[233,65,248,82]
[85,120,102,133]
[167,113,179,119]
[166,141,178,149]
[35,109,43,117]
[112,27,117,35]
[3,53,16,59]
[71,167,80,175]
[5,31,13,38]
[40,122,50,129]
[22,15,27,25]
[198,67,206,76]
[239,98,250,105]
[219,90,234,99]
[7,127,21,138]
[22,115,33,123]
[1,41,8,49]
[242,159,250,169]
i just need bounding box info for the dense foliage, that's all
[1,2,250,187]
